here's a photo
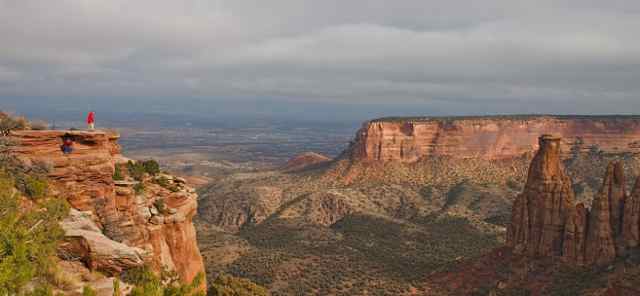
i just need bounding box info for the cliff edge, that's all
[8,130,206,287]
[348,115,640,162]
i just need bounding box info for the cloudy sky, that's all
[1,0,639,119]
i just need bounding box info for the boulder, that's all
[60,209,145,275]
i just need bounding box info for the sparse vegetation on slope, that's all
[123,266,206,296]
[208,273,269,296]
[221,215,499,295]
[0,163,69,295]
[197,139,640,295]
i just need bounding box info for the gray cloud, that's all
[1,0,639,115]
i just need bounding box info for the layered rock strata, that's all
[8,130,205,285]
[507,135,640,265]
[350,116,640,162]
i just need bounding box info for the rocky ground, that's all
[195,146,640,295]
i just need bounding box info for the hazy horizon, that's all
[4,96,639,127]
[2,1,640,120]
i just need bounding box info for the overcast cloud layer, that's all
[1,0,640,116]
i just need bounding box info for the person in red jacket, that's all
[87,111,95,130]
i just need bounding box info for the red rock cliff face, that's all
[350,116,640,162]
[507,135,575,258]
[507,135,640,266]
[8,130,205,285]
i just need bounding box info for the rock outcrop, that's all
[60,209,146,276]
[622,176,640,248]
[200,185,284,233]
[8,130,205,285]
[282,152,331,172]
[507,134,640,266]
[507,135,575,258]
[349,116,640,162]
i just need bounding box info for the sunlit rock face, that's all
[507,135,576,259]
[349,116,640,162]
[507,134,640,266]
[9,130,205,286]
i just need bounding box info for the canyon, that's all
[196,115,640,295]
[7,130,206,293]
[6,114,640,295]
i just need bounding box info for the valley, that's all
[189,115,640,295]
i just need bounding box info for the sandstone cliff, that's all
[8,130,205,286]
[349,116,640,162]
[507,135,575,258]
[507,134,640,266]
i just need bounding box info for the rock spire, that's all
[507,135,640,265]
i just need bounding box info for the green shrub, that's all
[122,266,158,286]
[127,160,161,180]
[208,273,269,296]
[31,160,53,175]
[123,266,205,296]
[134,183,145,195]
[113,165,124,181]
[154,199,167,214]
[113,278,122,296]
[0,172,69,295]
[142,160,161,176]
[128,161,147,181]
[164,272,205,296]
[82,286,97,296]
[155,176,170,187]
[23,176,48,199]
[154,177,180,193]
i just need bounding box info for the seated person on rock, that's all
[61,134,74,154]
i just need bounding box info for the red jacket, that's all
[87,112,95,124]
